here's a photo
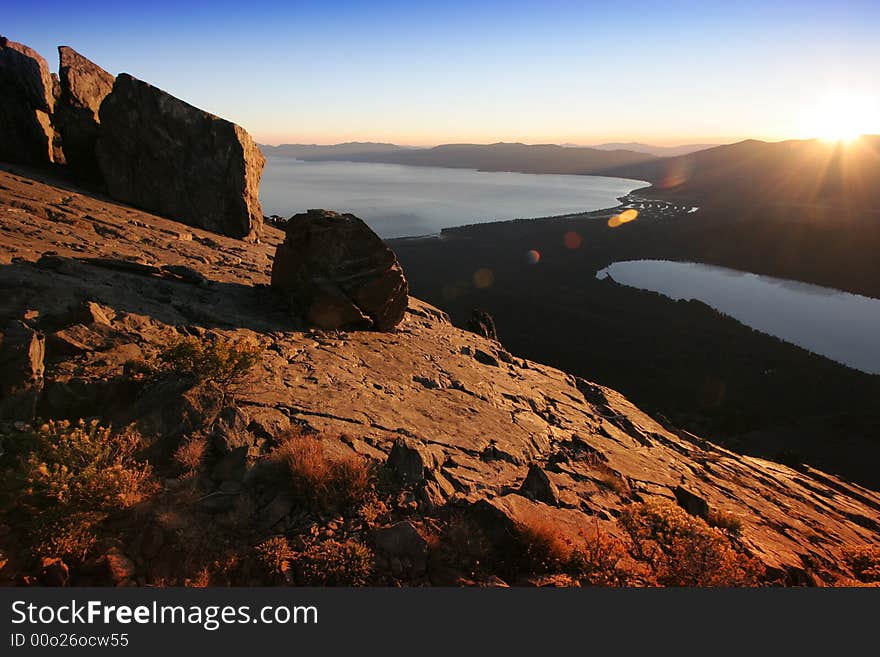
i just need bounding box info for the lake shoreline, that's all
[598,259,880,374]
[260,157,647,239]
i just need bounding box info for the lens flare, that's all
[473,268,494,288]
[563,231,582,249]
[608,208,638,228]
[525,250,541,264]
[658,160,692,189]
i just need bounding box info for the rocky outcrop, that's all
[0,168,879,583]
[0,320,45,420]
[54,46,114,183]
[0,36,57,165]
[271,210,409,330]
[466,309,498,341]
[95,73,264,240]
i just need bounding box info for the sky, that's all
[4,1,880,146]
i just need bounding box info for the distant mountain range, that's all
[260,141,657,176]
[258,137,880,211]
[258,142,412,159]
[600,135,880,207]
[588,142,720,157]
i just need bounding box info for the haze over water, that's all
[260,158,644,238]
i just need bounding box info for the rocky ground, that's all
[1,163,879,586]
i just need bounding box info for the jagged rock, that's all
[211,405,252,454]
[0,320,45,420]
[95,73,264,240]
[260,492,295,530]
[473,349,499,367]
[247,407,291,441]
[387,437,444,483]
[0,37,57,165]
[518,464,560,505]
[54,46,114,183]
[270,210,408,330]
[419,471,457,509]
[373,521,427,559]
[161,264,209,286]
[673,486,710,519]
[466,309,498,341]
[135,379,224,446]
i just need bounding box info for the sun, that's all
[799,91,879,143]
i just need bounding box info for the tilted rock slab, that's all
[271,210,409,330]
[0,36,57,165]
[54,46,115,183]
[95,73,265,240]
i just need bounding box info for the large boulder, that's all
[0,36,57,165]
[95,73,265,240]
[271,210,409,330]
[54,46,114,183]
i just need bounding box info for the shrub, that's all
[840,545,880,584]
[511,512,576,574]
[0,420,156,562]
[174,437,207,474]
[429,515,495,580]
[570,525,641,587]
[273,431,373,515]
[507,513,640,586]
[156,335,263,388]
[707,509,744,537]
[32,514,100,562]
[294,539,374,586]
[620,500,763,586]
[18,420,153,511]
[255,536,293,578]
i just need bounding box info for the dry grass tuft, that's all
[272,430,373,515]
[174,437,207,474]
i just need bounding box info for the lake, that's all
[260,157,644,238]
[596,260,880,374]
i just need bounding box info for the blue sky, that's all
[4,1,879,145]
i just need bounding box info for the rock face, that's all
[271,210,409,330]
[0,320,45,420]
[1,168,879,583]
[95,73,264,240]
[54,46,114,183]
[0,36,57,165]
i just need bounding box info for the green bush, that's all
[156,335,263,387]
